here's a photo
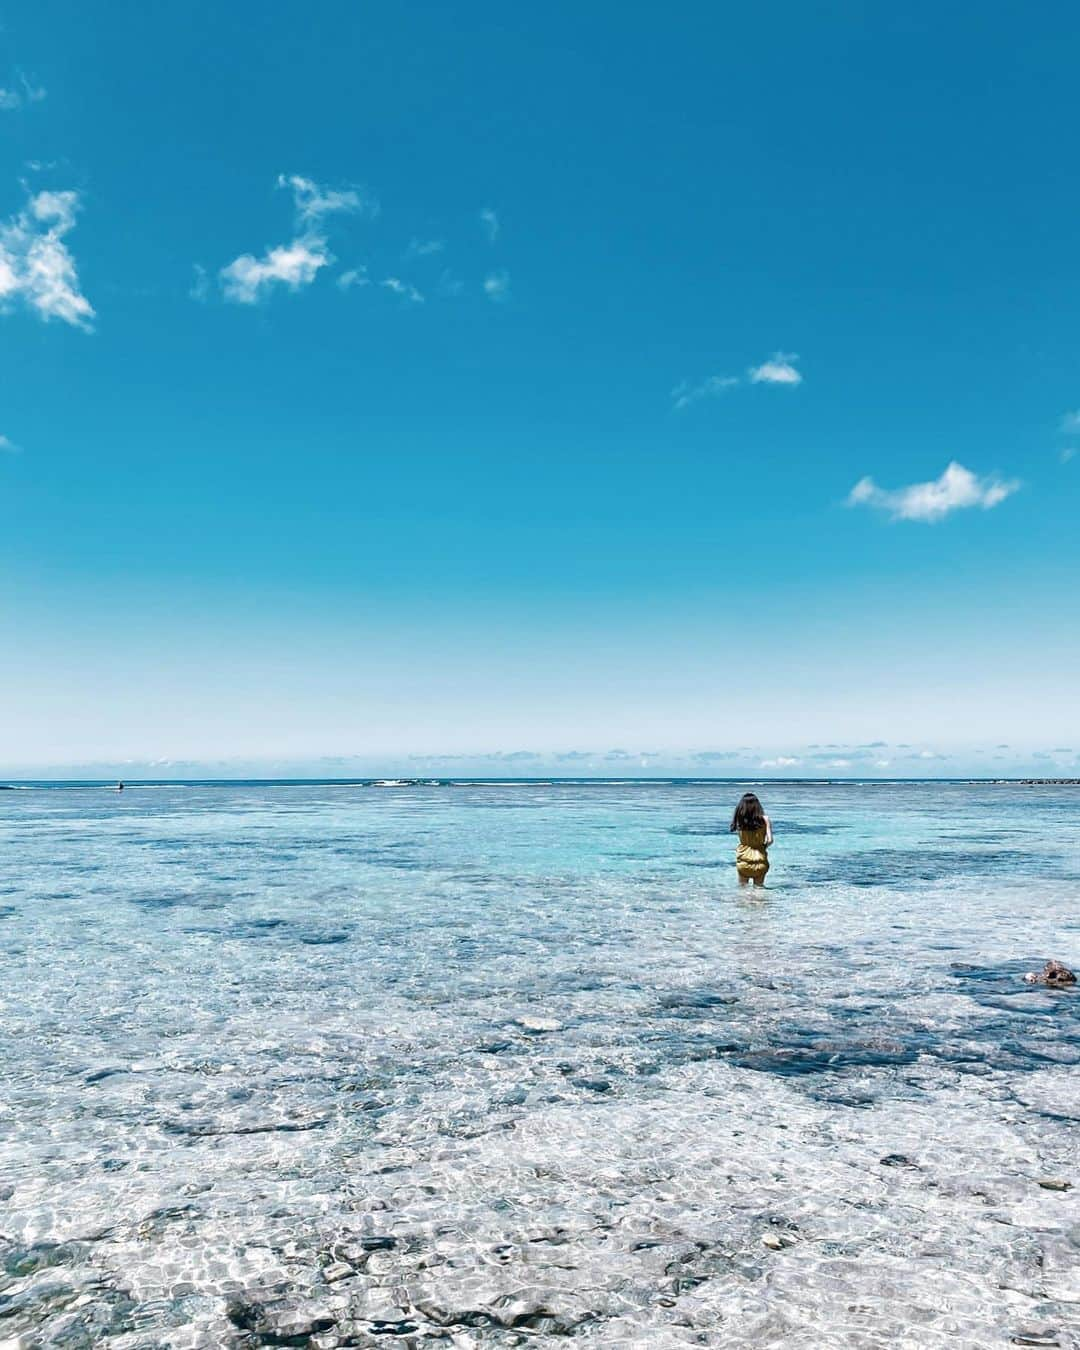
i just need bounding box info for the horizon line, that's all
[3,775,1078,788]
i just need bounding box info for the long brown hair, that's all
[730,792,766,833]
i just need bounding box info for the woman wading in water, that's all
[730,792,772,886]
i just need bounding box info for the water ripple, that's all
[1,781,1077,1346]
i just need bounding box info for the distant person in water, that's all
[730,792,772,886]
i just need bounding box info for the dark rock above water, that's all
[1024,961,1077,987]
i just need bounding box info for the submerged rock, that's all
[1023,961,1076,987]
[226,1298,338,1343]
[569,1076,612,1093]
[514,1015,562,1033]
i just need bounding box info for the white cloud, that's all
[761,755,800,768]
[219,174,368,305]
[380,276,424,303]
[847,461,1020,522]
[0,188,94,329]
[1060,410,1080,433]
[220,237,331,304]
[480,207,499,242]
[1061,447,1076,464]
[0,434,20,453]
[672,374,740,410]
[337,266,369,291]
[407,237,443,257]
[748,352,802,385]
[0,73,47,111]
[673,351,802,409]
[483,270,509,302]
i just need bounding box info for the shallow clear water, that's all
[2,781,1078,1349]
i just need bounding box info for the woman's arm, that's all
[764,815,774,847]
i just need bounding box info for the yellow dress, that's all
[735,826,769,879]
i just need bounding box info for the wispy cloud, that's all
[337,266,369,291]
[0,434,20,453]
[479,207,499,242]
[483,270,509,303]
[0,72,47,112]
[277,173,374,225]
[437,270,465,298]
[189,263,209,302]
[407,237,444,257]
[1060,410,1080,434]
[219,173,366,305]
[804,745,898,769]
[1061,446,1077,464]
[748,352,802,385]
[381,276,424,303]
[0,188,94,330]
[761,755,801,768]
[848,461,1020,522]
[671,374,739,411]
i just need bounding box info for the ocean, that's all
[2,780,1078,1348]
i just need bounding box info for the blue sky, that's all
[2,1,1079,778]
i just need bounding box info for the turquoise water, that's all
[2,781,1078,1348]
